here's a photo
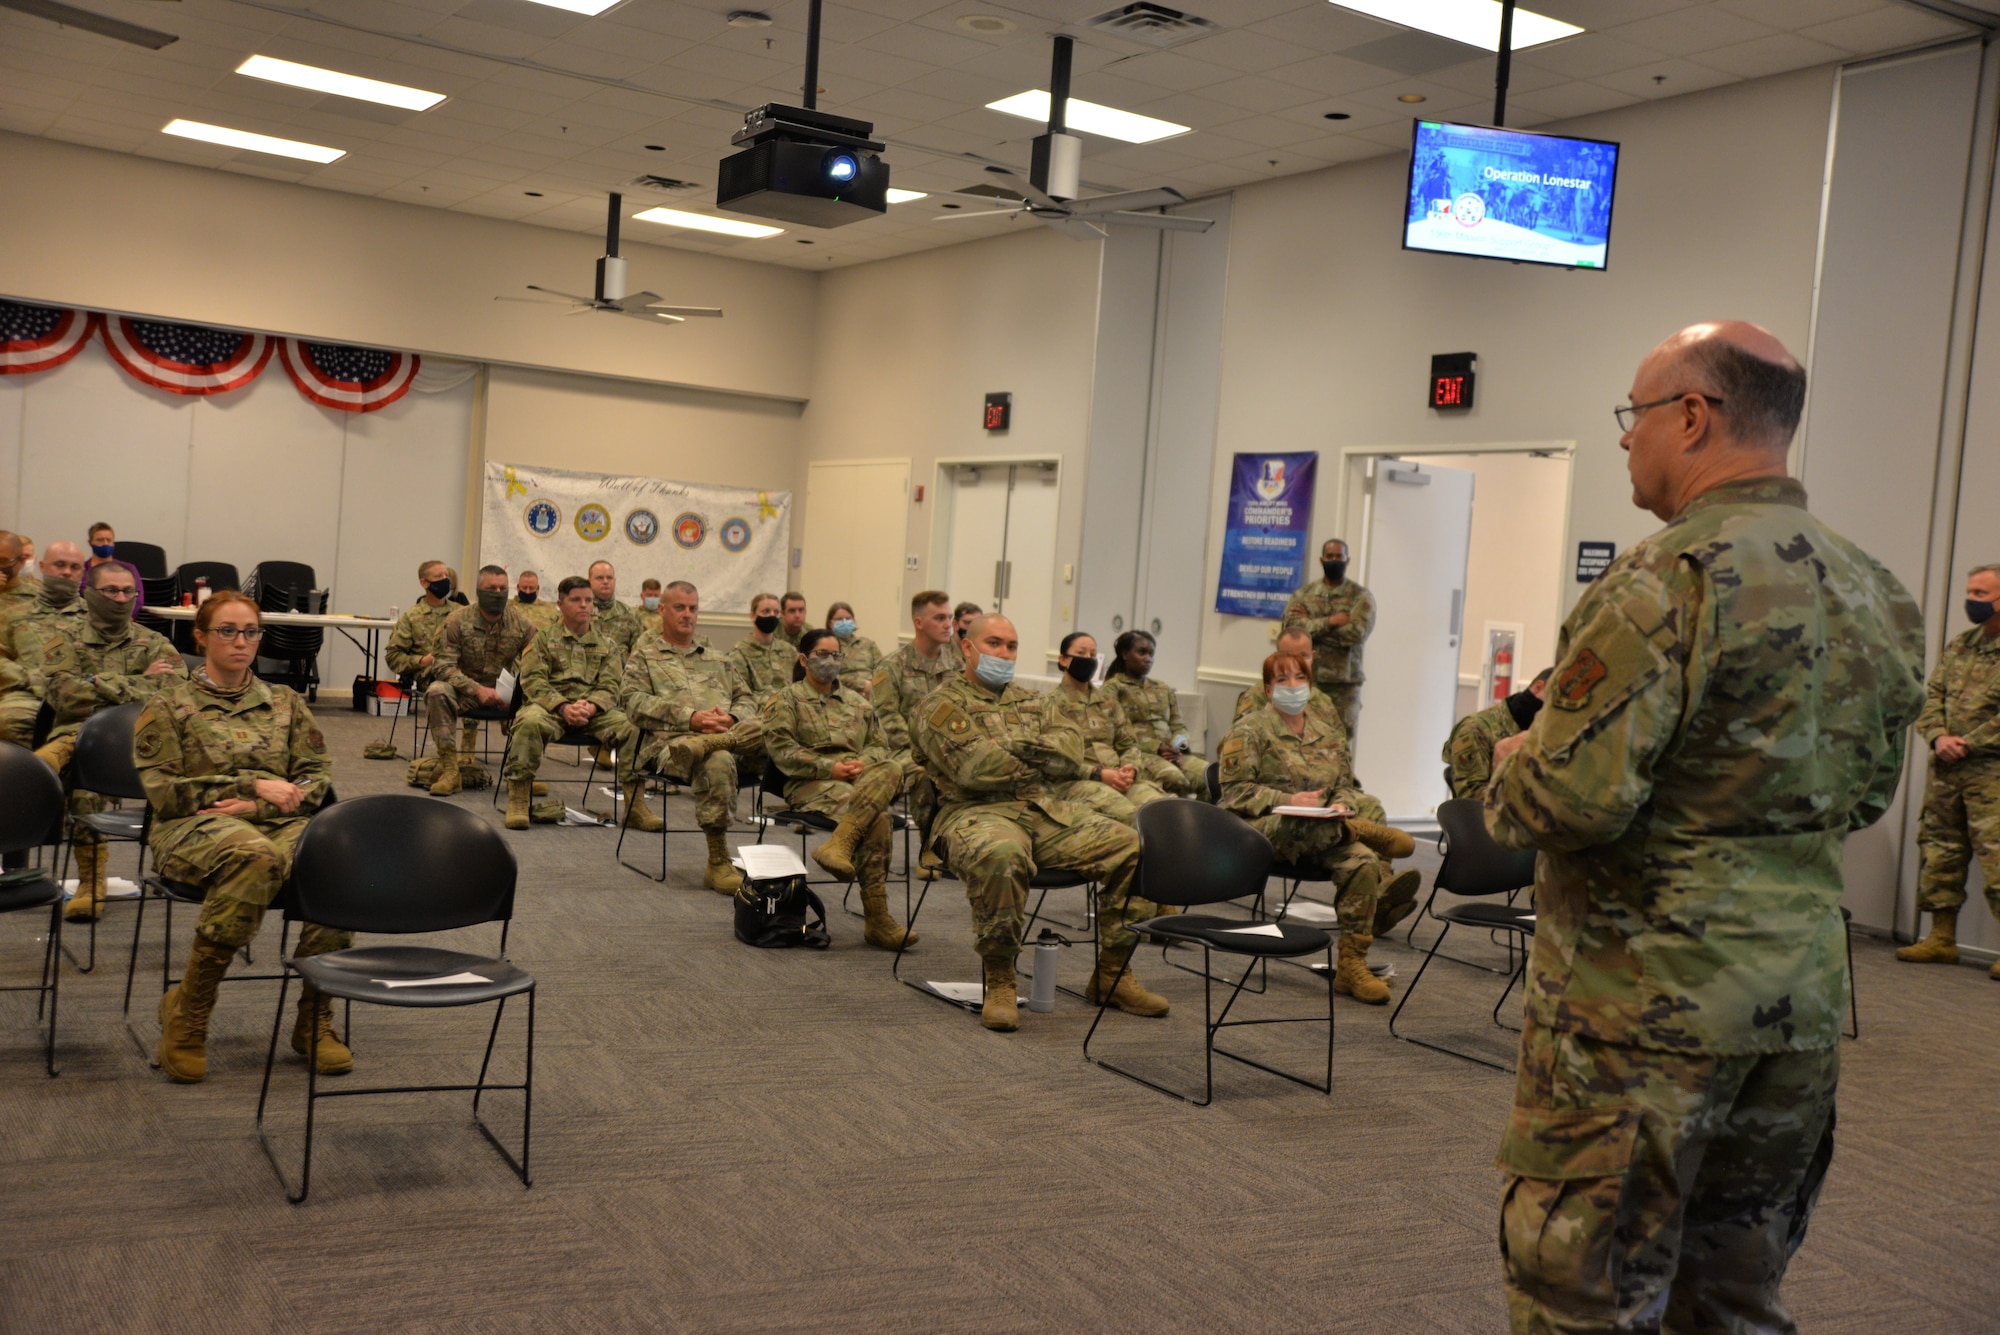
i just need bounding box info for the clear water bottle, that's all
[1029,929,1060,1013]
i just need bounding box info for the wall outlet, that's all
[905,554,919,571]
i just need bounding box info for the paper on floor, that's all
[925,981,1026,1005]
[374,972,490,988]
[63,878,141,899]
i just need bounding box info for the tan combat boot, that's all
[665,732,724,780]
[1896,909,1959,964]
[504,779,533,830]
[157,936,236,1082]
[916,847,944,881]
[1372,869,1423,937]
[1334,933,1390,1004]
[461,721,481,758]
[858,821,917,950]
[64,842,106,922]
[981,957,1019,1032]
[811,815,869,881]
[1085,948,1171,1017]
[428,742,463,796]
[703,830,743,894]
[620,788,664,832]
[1349,817,1416,861]
[291,986,355,1075]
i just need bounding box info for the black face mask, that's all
[1968,598,1996,626]
[426,578,451,600]
[1322,559,1347,583]
[957,625,969,640]
[477,589,508,616]
[1064,656,1097,683]
[1506,688,1544,731]
[755,614,781,634]
[517,590,537,605]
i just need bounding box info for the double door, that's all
[939,461,1059,677]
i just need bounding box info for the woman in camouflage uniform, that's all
[1100,630,1205,795]
[1046,632,1174,824]
[1216,652,1419,1004]
[824,601,882,696]
[763,628,913,950]
[134,593,353,1083]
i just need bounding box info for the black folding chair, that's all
[168,563,240,654]
[614,757,705,883]
[890,851,1082,1012]
[256,794,532,1204]
[1842,907,1859,1041]
[752,759,915,914]
[0,740,66,1075]
[1085,800,1334,1106]
[493,722,609,815]
[54,703,151,974]
[114,541,169,579]
[249,562,324,701]
[1388,799,1538,1071]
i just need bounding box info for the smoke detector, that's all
[956,14,1016,34]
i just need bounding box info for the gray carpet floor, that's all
[3,708,1997,1334]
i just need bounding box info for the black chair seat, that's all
[1438,903,1535,932]
[1029,868,1087,889]
[0,872,63,914]
[293,946,532,1009]
[772,808,837,832]
[148,876,206,905]
[77,811,145,841]
[1140,913,1332,957]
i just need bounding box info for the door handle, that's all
[1448,589,1464,638]
[1150,618,1161,635]
[994,560,1006,602]
[1003,562,1013,598]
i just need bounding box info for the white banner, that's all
[480,461,791,615]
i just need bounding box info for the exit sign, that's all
[984,392,1012,431]
[1430,352,1476,411]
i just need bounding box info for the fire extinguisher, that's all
[1491,642,1513,703]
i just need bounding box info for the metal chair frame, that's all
[0,741,67,1076]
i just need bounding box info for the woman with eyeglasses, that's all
[823,601,881,695]
[132,592,353,1084]
[762,627,915,951]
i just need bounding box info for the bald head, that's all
[1642,321,1805,451]
[42,540,85,582]
[962,613,1019,683]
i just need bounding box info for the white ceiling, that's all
[0,0,1974,269]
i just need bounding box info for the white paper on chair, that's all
[62,877,141,900]
[1221,923,1287,937]
[736,844,807,880]
[495,669,517,706]
[373,971,490,988]
[1278,900,1338,925]
[1271,805,1352,818]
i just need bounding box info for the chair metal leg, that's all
[472,989,534,1188]
[256,970,309,1202]
[42,898,62,1076]
[1844,918,1859,1041]
[1388,920,1526,1072]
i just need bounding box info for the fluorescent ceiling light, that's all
[632,206,783,238]
[885,188,928,203]
[985,91,1188,144]
[1330,0,1581,52]
[520,0,623,13]
[236,55,446,111]
[162,118,344,163]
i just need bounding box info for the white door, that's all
[997,462,1059,678]
[1353,459,1475,822]
[800,459,909,647]
[940,464,1010,621]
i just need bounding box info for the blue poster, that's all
[1215,452,1316,619]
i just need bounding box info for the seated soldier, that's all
[514,569,559,633]
[503,576,653,832]
[424,564,536,796]
[778,590,809,649]
[916,614,1167,1032]
[588,560,641,653]
[621,580,761,893]
[36,559,185,921]
[1101,629,1206,796]
[946,600,980,669]
[728,591,794,712]
[384,558,456,695]
[765,628,915,949]
[1443,667,1551,800]
[1217,651,1421,1004]
[871,590,958,880]
[638,578,663,621]
[0,539,86,746]
[1233,627,1385,821]
[1046,631,1173,825]
[825,600,881,695]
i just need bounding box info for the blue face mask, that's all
[1271,683,1312,716]
[90,543,116,559]
[975,653,1015,689]
[832,618,856,639]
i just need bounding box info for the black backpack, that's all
[733,874,830,950]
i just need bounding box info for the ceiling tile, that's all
[1694,32,1846,79]
[1800,8,1972,52]
[1517,33,1666,80]
[1509,80,1643,120]
[1712,0,1879,27]
[1606,6,1774,57]
[1591,56,1738,100]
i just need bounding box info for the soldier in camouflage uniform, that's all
[728,592,795,714]
[917,614,1168,1032]
[778,590,809,648]
[1442,668,1550,801]
[873,591,958,877]
[134,592,355,1084]
[0,532,37,661]
[824,601,882,694]
[424,565,536,796]
[1485,322,1926,1332]
[1899,562,2000,973]
[1046,632,1172,825]
[33,561,184,920]
[766,628,915,949]
[1282,538,1375,742]
[514,570,559,634]
[0,539,86,745]
[1102,630,1205,795]
[384,559,456,690]
[587,560,641,653]
[504,576,653,832]
[621,581,761,892]
[1218,652,1419,1003]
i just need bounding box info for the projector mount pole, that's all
[1049,34,1071,135]
[597,191,625,304]
[1493,0,1516,126]
[1031,36,1081,201]
[803,0,823,110]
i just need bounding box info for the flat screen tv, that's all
[1404,120,1620,270]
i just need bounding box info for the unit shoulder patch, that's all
[1551,648,1608,711]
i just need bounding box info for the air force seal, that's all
[574,503,611,543]
[1254,459,1288,501]
[524,499,560,537]
[673,512,706,549]
[625,508,660,546]
[719,517,752,553]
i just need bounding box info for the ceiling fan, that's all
[932,36,1213,241]
[498,193,723,323]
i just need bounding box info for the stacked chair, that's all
[247,561,325,701]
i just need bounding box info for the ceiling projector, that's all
[716,103,889,228]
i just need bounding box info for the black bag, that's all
[733,874,830,950]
